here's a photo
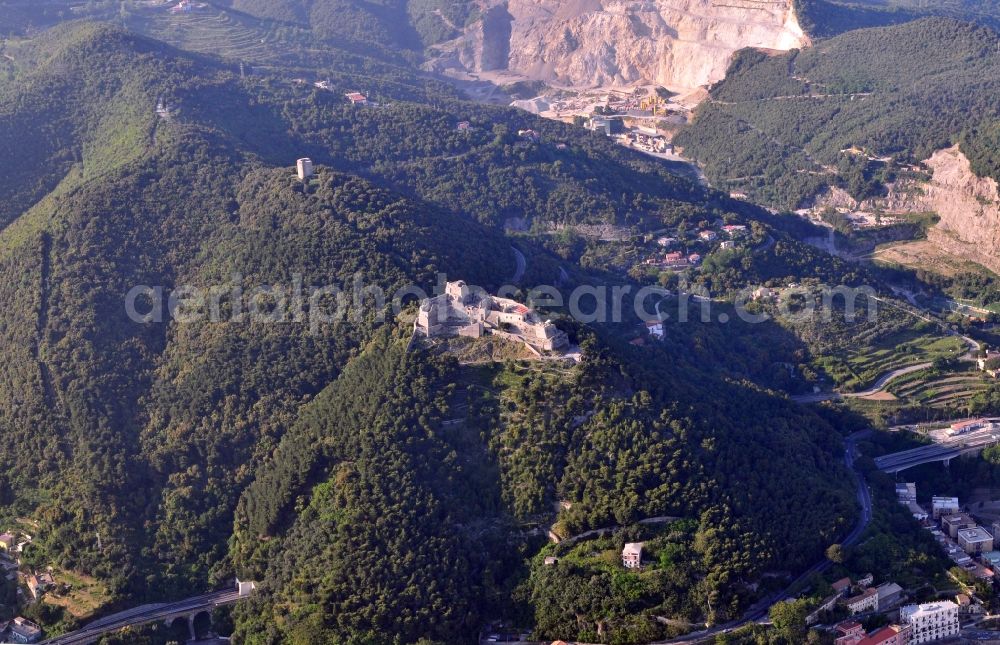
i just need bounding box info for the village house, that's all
[722,224,748,236]
[0,533,14,551]
[622,542,643,569]
[833,620,865,645]
[661,251,689,269]
[698,230,718,242]
[857,624,910,645]
[979,354,1000,378]
[656,236,677,248]
[956,592,984,616]
[414,281,569,353]
[856,573,873,588]
[942,512,976,538]
[26,571,54,601]
[948,419,986,436]
[543,556,558,566]
[687,253,702,265]
[344,92,368,106]
[843,587,878,615]
[931,496,960,519]
[3,617,42,644]
[832,576,852,597]
[646,321,664,339]
[958,526,994,554]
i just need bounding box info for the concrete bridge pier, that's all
[165,611,211,642]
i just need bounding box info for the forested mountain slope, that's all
[795,0,1000,37]
[675,17,1000,209]
[0,22,518,596]
[222,0,474,51]
[230,331,854,643]
[0,17,861,644]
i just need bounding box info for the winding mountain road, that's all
[843,362,934,398]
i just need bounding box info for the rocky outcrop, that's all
[438,0,808,89]
[921,146,1000,274]
[457,5,514,71]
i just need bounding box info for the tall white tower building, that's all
[296,158,314,181]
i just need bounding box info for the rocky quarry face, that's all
[436,0,808,89]
[921,146,1000,274]
[812,147,1000,274]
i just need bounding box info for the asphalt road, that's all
[843,362,934,398]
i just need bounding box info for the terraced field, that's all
[890,371,989,409]
[128,8,295,64]
[815,330,966,391]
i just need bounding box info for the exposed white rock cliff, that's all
[437,0,808,90]
[921,146,1000,274]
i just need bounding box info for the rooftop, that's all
[832,576,851,591]
[845,588,878,604]
[622,542,643,556]
[877,582,903,596]
[858,626,907,645]
[959,527,994,542]
[9,617,41,638]
[901,600,957,620]
[835,620,862,634]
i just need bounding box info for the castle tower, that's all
[296,158,314,181]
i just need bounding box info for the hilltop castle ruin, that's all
[415,281,569,353]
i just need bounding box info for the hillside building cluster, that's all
[830,599,960,644]
[414,281,568,353]
[0,529,43,643]
[904,487,1000,572]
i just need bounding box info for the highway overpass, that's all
[874,443,962,473]
[875,431,1000,474]
[41,581,254,645]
